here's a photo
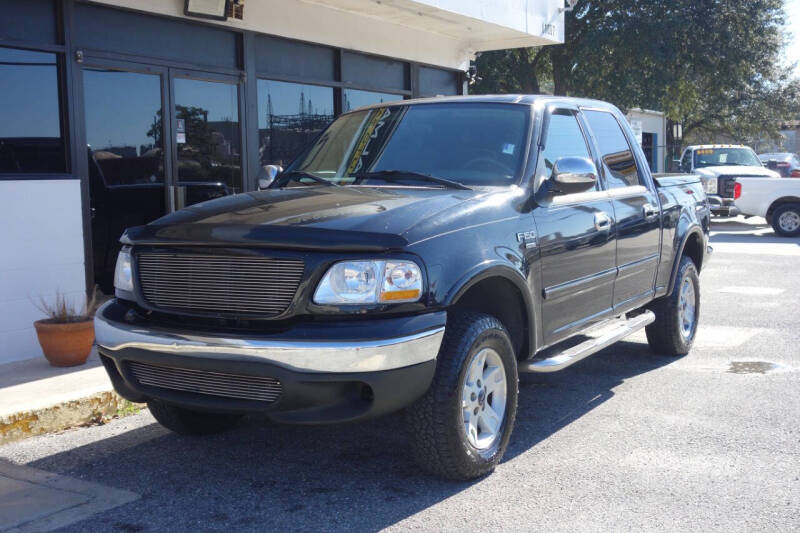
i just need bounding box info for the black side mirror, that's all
[551,157,598,194]
[257,164,283,190]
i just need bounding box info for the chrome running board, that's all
[520,310,655,373]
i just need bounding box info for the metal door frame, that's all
[77,56,174,214]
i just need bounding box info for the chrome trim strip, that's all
[94,303,443,374]
[607,185,647,199]
[616,253,659,276]
[551,189,608,206]
[543,267,617,301]
[550,185,648,207]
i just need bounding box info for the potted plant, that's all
[33,291,98,367]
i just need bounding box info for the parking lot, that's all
[2,216,798,532]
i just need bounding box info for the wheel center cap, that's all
[478,389,486,406]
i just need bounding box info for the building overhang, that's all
[93,0,564,70]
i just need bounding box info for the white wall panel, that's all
[0,180,86,364]
[93,0,564,70]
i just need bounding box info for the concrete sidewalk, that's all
[0,459,139,532]
[0,350,140,445]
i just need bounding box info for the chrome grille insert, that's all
[136,253,304,316]
[129,361,282,402]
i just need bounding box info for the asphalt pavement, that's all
[1,216,798,532]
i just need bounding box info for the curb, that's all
[0,392,142,446]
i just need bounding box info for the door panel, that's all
[532,108,616,346]
[172,76,242,209]
[581,109,660,310]
[535,198,616,343]
[610,188,660,308]
[83,67,166,293]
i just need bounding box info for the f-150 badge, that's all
[516,231,537,249]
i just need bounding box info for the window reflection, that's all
[83,69,164,186]
[343,89,403,112]
[257,80,334,167]
[293,103,529,186]
[584,110,641,188]
[0,47,66,173]
[174,78,241,194]
[83,68,166,295]
[538,112,598,191]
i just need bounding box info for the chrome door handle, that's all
[643,203,659,219]
[594,212,612,231]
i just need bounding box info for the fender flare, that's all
[445,262,538,358]
[666,225,705,296]
[766,195,800,217]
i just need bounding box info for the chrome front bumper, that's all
[94,302,444,374]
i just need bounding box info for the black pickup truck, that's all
[95,96,711,480]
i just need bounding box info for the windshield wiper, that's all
[353,170,471,190]
[278,170,339,187]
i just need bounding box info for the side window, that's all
[0,47,67,174]
[584,110,642,189]
[680,150,692,172]
[539,110,597,190]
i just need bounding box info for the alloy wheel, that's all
[461,347,507,450]
[778,210,800,233]
[678,277,697,340]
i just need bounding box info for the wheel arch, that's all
[766,196,800,217]
[667,226,705,296]
[446,264,536,361]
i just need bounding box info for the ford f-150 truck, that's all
[678,144,779,216]
[734,177,800,236]
[95,96,711,480]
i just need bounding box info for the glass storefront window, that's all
[257,80,334,167]
[174,77,241,194]
[0,47,66,174]
[343,89,403,112]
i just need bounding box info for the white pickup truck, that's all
[678,144,780,216]
[735,177,800,236]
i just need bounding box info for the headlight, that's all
[113,248,134,292]
[703,177,718,194]
[313,260,422,304]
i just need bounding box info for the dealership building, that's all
[0,0,565,363]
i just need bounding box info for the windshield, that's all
[693,147,762,168]
[285,103,530,187]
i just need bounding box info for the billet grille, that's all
[129,361,282,403]
[136,253,304,316]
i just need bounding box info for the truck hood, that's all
[123,185,492,251]
[695,165,780,178]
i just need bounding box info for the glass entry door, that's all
[83,65,168,293]
[83,64,243,292]
[171,74,242,209]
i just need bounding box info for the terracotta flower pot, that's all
[33,319,95,367]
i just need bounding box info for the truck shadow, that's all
[27,339,675,531]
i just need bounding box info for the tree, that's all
[472,0,800,150]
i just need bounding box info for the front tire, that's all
[646,256,700,356]
[770,203,800,237]
[405,312,518,480]
[147,400,242,435]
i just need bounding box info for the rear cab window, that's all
[583,110,643,189]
